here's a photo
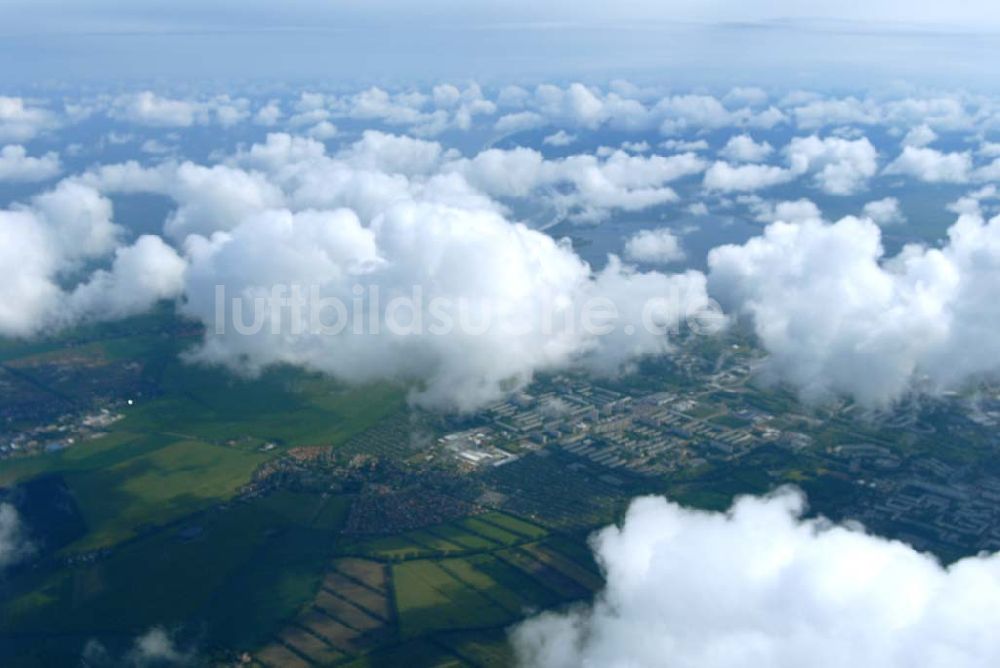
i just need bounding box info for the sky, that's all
[5,4,1000,663]
[6,0,1000,31]
[3,1,1000,88]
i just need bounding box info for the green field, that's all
[341,639,467,668]
[119,360,405,446]
[0,309,406,557]
[0,312,610,667]
[68,437,267,550]
[437,629,517,668]
[393,560,513,637]
[1,491,349,641]
[476,513,549,540]
[342,512,549,561]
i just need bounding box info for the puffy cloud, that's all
[0,96,56,142]
[0,208,63,335]
[703,162,795,192]
[791,96,880,129]
[126,627,190,667]
[139,139,173,156]
[882,96,975,131]
[656,94,735,133]
[863,196,906,225]
[707,210,1000,406]
[111,91,205,127]
[543,130,577,147]
[948,185,998,216]
[443,84,497,130]
[745,197,822,224]
[223,133,492,223]
[534,83,613,129]
[0,504,33,570]
[659,95,785,134]
[338,130,446,176]
[979,141,1000,159]
[719,134,773,163]
[972,158,1000,183]
[181,202,711,411]
[492,84,782,136]
[66,235,186,324]
[209,95,250,127]
[155,163,286,237]
[497,85,530,108]
[884,146,972,183]
[25,180,121,263]
[771,198,821,222]
[0,144,60,181]
[432,83,463,108]
[70,86,1000,148]
[334,84,493,136]
[785,135,878,195]
[0,181,182,337]
[448,146,707,222]
[495,111,546,134]
[305,120,338,140]
[723,86,769,107]
[502,89,987,144]
[288,106,331,128]
[902,123,938,148]
[747,106,787,129]
[109,92,253,129]
[624,228,685,264]
[805,95,958,134]
[83,626,193,667]
[85,160,286,240]
[706,135,876,195]
[254,100,282,126]
[446,148,545,198]
[660,138,709,152]
[686,201,709,216]
[73,131,714,411]
[620,140,650,154]
[512,488,1000,668]
[295,91,327,113]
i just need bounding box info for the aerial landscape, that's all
[3,1,1000,667]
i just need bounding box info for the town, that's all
[232,335,1000,564]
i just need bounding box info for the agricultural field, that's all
[242,512,604,667]
[0,311,406,552]
[0,312,620,667]
[0,491,351,665]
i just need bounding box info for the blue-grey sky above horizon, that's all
[3,1,1000,89]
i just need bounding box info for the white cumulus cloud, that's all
[705,135,877,195]
[719,134,773,163]
[902,123,938,148]
[0,97,57,142]
[624,228,685,264]
[513,488,1000,668]
[111,91,206,127]
[884,146,972,183]
[0,144,60,182]
[0,504,33,570]
[708,210,1000,406]
[71,131,714,411]
[863,196,906,225]
[785,135,878,195]
[543,130,577,147]
[704,162,795,192]
[0,180,184,337]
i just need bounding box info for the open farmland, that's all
[246,511,603,667]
